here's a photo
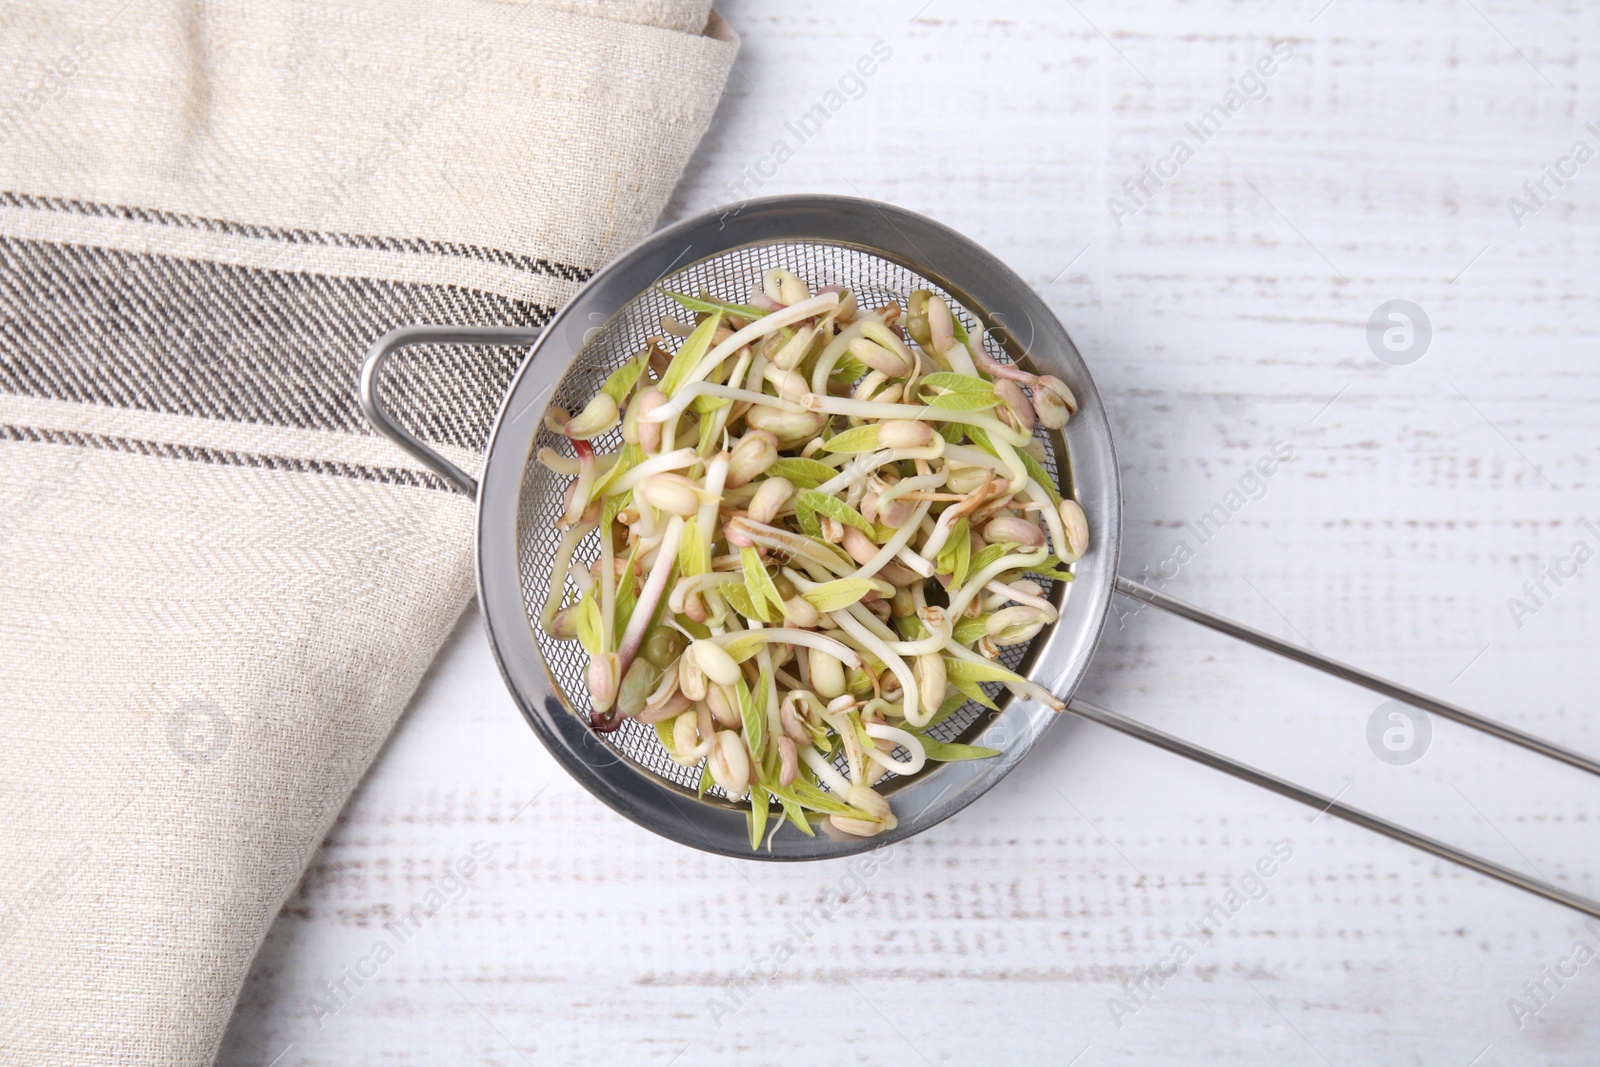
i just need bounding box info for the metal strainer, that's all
[361,195,1599,920]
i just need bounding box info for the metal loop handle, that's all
[1115,576,1600,776]
[1070,577,1600,920]
[359,324,545,499]
[1064,696,1600,920]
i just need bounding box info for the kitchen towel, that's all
[0,2,735,1063]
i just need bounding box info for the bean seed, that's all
[642,625,686,669]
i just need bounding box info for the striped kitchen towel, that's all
[0,2,735,1063]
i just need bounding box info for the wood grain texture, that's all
[220,2,1600,1063]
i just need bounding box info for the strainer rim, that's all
[474,194,1123,860]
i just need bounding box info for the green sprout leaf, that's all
[589,442,644,503]
[754,663,772,759]
[1017,449,1062,505]
[742,546,788,617]
[946,673,999,710]
[829,353,871,384]
[776,792,814,836]
[601,488,630,529]
[767,780,878,820]
[820,424,881,454]
[691,391,731,415]
[613,547,640,647]
[737,673,766,762]
[921,689,976,729]
[678,517,709,577]
[796,507,821,539]
[574,589,604,656]
[719,630,767,663]
[918,372,997,412]
[653,718,677,756]
[946,656,1030,687]
[659,288,765,321]
[919,371,989,395]
[747,784,770,850]
[937,517,971,586]
[952,614,990,645]
[893,614,927,640]
[807,719,832,752]
[963,424,994,452]
[795,490,875,539]
[659,311,722,398]
[969,541,1017,577]
[767,457,838,490]
[722,579,774,624]
[1026,555,1077,582]
[599,349,650,407]
[801,577,876,612]
[910,734,1000,762]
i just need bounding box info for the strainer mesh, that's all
[515,241,1070,804]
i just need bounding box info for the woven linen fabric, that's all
[0,2,736,1063]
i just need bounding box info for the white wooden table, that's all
[220,2,1600,1063]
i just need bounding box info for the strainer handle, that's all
[359,324,544,498]
[1115,576,1600,776]
[1062,696,1600,921]
[1066,577,1600,921]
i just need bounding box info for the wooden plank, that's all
[221,2,1600,1063]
